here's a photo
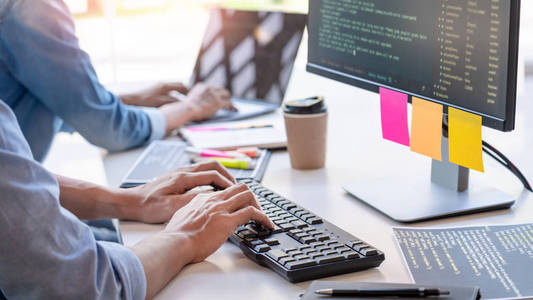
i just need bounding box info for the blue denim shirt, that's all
[0,100,146,299]
[0,0,166,161]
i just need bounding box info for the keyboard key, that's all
[283,247,298,254]
[316,235,330,241]
[301,237,316,244]
[279,223,295,231]
[264,238,280,246]
[237,230,256,239]
[281,203,297,210]
[271,225,283,234]
[249,240,264,247]
[310,242,325,248]
[295,232,310,239]
[294,254,311,260]
[285,217,299,223]
[360,247,378,256]
[343,251,360,259]
[289,229,303,235]
[295,211,310,218]
[259,190,273,197]
[324,250,338,256]
[353,244,369,252]
[337,246,352,254]
[346,240,363,249]
[316,246,330,252]
[279,257,296,265]
[289,207,304,214]
[267,249,289,261]
[299,245,311,251]
[306,217,323,225]
[285,259,317,270]
[316,254,345,264]
[305,249,318,255]
[310,253,324,259]
[292,220,308,228]
[326,240,339,246]
[254,245,271,253]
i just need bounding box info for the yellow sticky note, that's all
[410,97,443,161]
[448,107,484,172]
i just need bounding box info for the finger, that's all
[162,82,190,94]
[192,161,236,184]
[213,88,231,100]
[169,191,202,208]
[214,182,250,200]
[177,171,234,192]
[217,190,261,213]
[229,206,274,229]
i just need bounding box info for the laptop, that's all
[190,8,307,123]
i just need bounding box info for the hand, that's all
[164,183,274,263]
[119,161,236,224]
[129,182,273,299]
[159,83,235,133]
[120,82,189,107]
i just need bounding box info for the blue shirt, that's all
[0,0,166,161]
[0,99,147,299]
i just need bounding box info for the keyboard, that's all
[230,179,385,282]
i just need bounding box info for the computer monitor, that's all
[307,0,521,222]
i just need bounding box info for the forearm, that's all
[160,102,195,135]
[56,175,124,220]
[130,232,194,299]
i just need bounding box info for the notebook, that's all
[301,281,481,300]
[119,140,272,188]
[180,112,287,150]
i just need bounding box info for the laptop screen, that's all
[190,8,307,104]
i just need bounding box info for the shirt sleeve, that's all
[0,100,146,300]
[0,0,164,151]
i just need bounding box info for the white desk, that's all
[104,72,533,299]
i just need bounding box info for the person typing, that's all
[0,100,273,299]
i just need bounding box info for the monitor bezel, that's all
[306,0,520,132]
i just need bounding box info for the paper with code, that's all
[394,224,533,299]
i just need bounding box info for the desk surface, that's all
[104,71,533,299]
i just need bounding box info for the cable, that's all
[482,141,533,192]
[443,124,532,192]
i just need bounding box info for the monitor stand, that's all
[343,138,515,223]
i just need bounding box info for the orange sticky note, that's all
[448,107,484,172]
[410,97,443,161]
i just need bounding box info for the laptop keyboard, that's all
[230,179,385,282]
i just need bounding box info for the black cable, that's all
[442,124,532,192]
[482,140,533,192]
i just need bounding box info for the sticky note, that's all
[448,107,484,172]
[410,97,443,161]
[379,87,410,146]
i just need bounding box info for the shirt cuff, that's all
[142,108,166,142]
[99,241,147,300]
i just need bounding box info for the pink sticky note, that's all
[379,87,410,146]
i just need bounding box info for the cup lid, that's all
[283,96,326,114]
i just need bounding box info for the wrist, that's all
[111,188,145,221]
[160,102,196,134]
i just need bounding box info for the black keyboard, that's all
[230,179,385,282]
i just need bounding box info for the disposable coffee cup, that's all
[283,96,328,170]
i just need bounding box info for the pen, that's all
[314,288,450,297]
[186,124,273,132]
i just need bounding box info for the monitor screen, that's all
[191,8,307,104]
[307,0,520,131]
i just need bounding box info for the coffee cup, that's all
[283,96,328,170]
